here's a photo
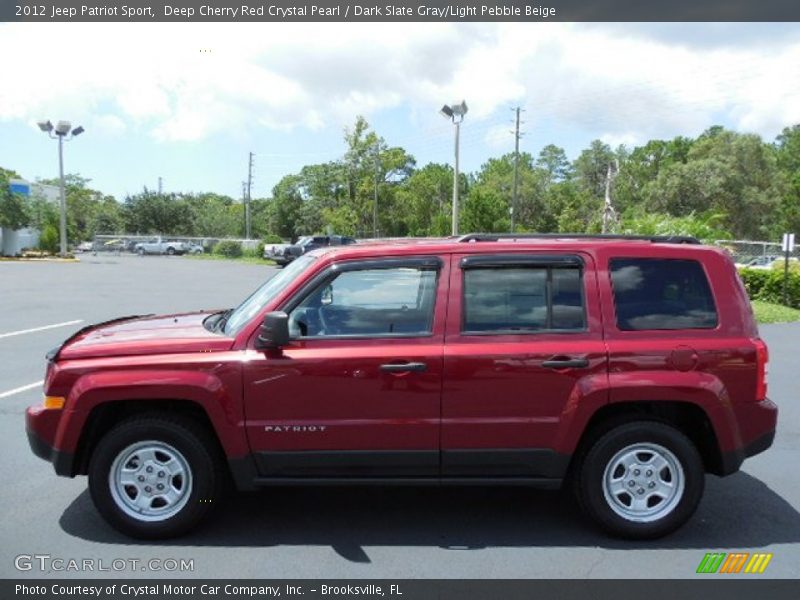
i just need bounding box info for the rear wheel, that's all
[137,247,145,256]
[88,415,225,539]
[166,247,176,255]
[573,420,704,539]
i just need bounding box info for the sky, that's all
[1,22,799,201]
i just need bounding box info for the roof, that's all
[308,233,711,262]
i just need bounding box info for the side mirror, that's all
[255,311,290,350]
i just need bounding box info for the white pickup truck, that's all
[133,237,187,256]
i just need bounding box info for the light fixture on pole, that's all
[439,100,468,236]
[38,119,85,257]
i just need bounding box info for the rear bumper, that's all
[26,406,76,477]
[718,398,778,476]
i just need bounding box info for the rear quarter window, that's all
[610,258,718,331]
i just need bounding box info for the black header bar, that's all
[3,0,800,22]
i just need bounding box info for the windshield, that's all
[223,255,316,336]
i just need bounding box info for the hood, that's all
[57,312,234,360]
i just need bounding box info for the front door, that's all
[243,256,448,478]
[441,252,608,478]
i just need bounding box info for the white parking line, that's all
[0,381,43,399]
[0,319,83,340]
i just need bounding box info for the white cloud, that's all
[1,22,798,145]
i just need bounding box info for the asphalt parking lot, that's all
[1,254,798,579]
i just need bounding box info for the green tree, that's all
[0,167,30,232]
[644,129,783,238]
[775,125,800,235]
[572,140,615,200]
[536,144,571,183]
[395,163,453,236]
[38,174,122,241]
[462,186,509,233]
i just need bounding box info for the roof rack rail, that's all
[457,233,701,245]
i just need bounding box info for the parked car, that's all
[26,233,776,540]
[133,237,187,256]
[263,240,292,261]
[736,254,780,269]
[75,241,94,253]
[269,234,356,266]
[185,242,204,255]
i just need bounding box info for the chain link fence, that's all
[714,239,800,268]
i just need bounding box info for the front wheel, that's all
[88,415,226,539]
[573,421,704,539]
[166,247,176,255]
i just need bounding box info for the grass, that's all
[751,300,800,324]
[183,253,275,266]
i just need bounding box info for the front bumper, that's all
[26,406,76,477]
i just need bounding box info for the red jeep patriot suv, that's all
[26,234,777,539]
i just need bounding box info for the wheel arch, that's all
[569,400,725,476]
[71,398,224,476]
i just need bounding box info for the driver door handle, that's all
[380,362,428,373]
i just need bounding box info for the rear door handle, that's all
[541,358,590,369]
[380,362,428,373]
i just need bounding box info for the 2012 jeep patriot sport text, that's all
[26,234,778,539]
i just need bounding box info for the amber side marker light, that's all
[43,396,66,409]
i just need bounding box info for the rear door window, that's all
[461,258,586,334]
[610,258,718,330]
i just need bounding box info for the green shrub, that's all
[739,267,800,309]
[263,234,283,244]
[38,225,59,254]
[242,246,262,259]
[213,240,242,258]
[770,258,800,274]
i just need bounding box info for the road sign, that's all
[782,233,796,252]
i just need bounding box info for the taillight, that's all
[753,338,769,401]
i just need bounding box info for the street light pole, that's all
[57,134,67,257]
[440,101,468,236]
[452,119,460,236]
[37,120,84,257]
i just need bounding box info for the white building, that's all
[0,179,60,255]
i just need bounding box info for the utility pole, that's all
[511,106,524,233]
[241,181,248,237]
[157,176,163,195]
[602,159,619,234]
[245,152,254,239]
[373,143,380,238]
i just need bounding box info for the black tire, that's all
[166,247,176,255]
[88,414,226,539]
[573,420,704,539]
[137,247,145,256]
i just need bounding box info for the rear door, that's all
[441,252,608,478]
